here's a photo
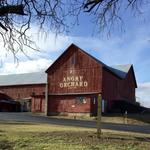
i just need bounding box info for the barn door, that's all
[35,98,42,112]
[90,96,97,116]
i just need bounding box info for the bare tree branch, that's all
[84,0,104,12]
[0,4,26,16]
[0,0,149,61]
[0,22,8,31]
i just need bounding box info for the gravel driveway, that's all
[0,112,150,134]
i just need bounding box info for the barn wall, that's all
[48,94,98,116]
[46,45,102,114]
[47,46,103,95]
[119,68,136,102]
[0,84,46,113]
[46,45,137,114]
[0,84,46,100]
[49,95,90,113]
[102,68,121,109]
[102,67,136,110]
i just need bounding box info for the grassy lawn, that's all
[0,121,150,150]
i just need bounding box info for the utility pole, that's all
[97,93,102,138]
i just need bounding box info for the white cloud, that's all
[0,23,149,67]
[136,82,150,108]
[0,58,52,74]
[26,26,71,54]
[0,26,70,74]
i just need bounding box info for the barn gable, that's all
[46,44,103,95]
[46,44,136,83]
[46,43,103,73]
[46,44,137,95]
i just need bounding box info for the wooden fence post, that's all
[97,93,102,138]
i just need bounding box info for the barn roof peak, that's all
[45,43,134,80]
[107,64,132,78]
[45,43,106,72]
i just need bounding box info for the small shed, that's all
[0,91,20,112]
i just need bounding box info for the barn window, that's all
[76,97,86,105]
[17,93,20,98]
[32,92,35,96]
[70,53,76,65]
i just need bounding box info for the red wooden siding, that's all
[46,44,137,114]
[119,67,136,102]
[48,95,97,115]
[47,45,102,95]
[102,68,120,109]
[0,84,46,112]
[46,45,103,114]
[48,95,90,113]
[102,66,136,110]
[0,84,45,100]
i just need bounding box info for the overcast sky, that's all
[0,2,150,108]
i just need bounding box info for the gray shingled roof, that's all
[108,64,132,78]
[0,72,47,86]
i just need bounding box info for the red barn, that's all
[0,44,137,115]
[0,72,46,112]
[45,44,137,116]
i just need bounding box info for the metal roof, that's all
[0,72,47,86]
[108,64,132,78]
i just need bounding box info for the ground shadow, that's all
[0,140,14,150]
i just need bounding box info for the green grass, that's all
[0,121,150,150]
[101,113,150,125]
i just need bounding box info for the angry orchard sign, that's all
[59,75,88,88]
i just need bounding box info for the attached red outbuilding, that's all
[0,72,46,112]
